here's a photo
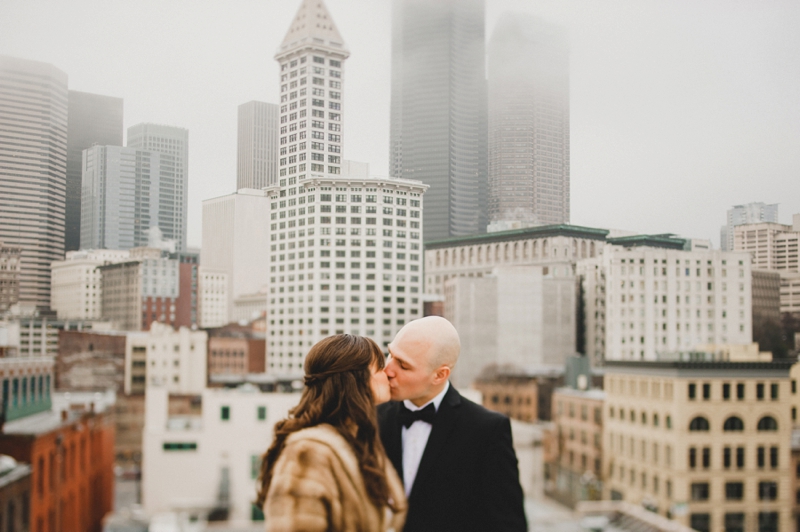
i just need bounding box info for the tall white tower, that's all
[267,1,428,375]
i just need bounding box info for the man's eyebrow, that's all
[388,348,412,367]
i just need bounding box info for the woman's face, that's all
[369,361,391,405]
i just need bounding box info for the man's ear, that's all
[432,365,450,385]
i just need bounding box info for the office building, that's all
[50,249,130,320]
[268,0,428,375]
[237,101,279,190]
[0,56,68,309]
[126,123,189,251]
[443,265,576,388]
[487,14,570,227]
[142,386,300,523]
[0,241,21,313]
[580,245,753,365]
[721,203,778,251]
[201,189,270,322]
[603,354,793,532]
[65,90,123,252]
[124,322,207,395]
[198,268,229,328]
[389,0,487,241]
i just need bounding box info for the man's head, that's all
[384,316,460,406]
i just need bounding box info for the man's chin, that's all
[389,388,405,401]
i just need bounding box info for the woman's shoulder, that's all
[283,425,355,461]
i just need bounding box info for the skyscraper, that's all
[66,90,123,252]
[267,0,427,375]
[389,0,487,241]
[127,123,189,251]
[721,202,779,251]
[80,145,178,251]
[488,14,570,228]
[0,55,68,309]
[237,101,279,190]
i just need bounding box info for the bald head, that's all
[392,316,460,370]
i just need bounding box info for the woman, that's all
[256,334,406,532]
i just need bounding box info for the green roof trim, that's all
[607,234,686,250]
[424,224,610,249]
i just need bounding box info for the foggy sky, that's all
[1,0,798,249]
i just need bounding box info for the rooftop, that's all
[0,455,31,489]
[425,224,610,249]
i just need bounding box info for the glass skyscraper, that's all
[389,0,487,242]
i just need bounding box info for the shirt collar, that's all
[403,381,450,413]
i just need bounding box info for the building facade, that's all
[237,101,279,190]
[389,0,487,241]
[142,386,301,523]
[0,456,32,532]
[444,265,576,388]
[0,56,68,309]
[487,14,570,228]
[56,330,127,392]
[198,268,229,328]
[208,334,266,377]
[580,245,753,365]
[65,90,123,252]
[124,322,207,395]
[0,354,53,422]
[0,241,21,313]
[201,189,270,322]
[604,356,793,532]
[126,123,189,251]
[50,249,130,320]
[268,0,427,374]
[721,203,778,252]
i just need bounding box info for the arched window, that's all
[469,247,474,264]
[723,416,744,431]
[689,416,710,431]
[757,416,778,431]
[533,240,539,258]
[581,241,587,258]
[514,242,519,260]
[590,241,596,257]
[460,248,465,265]
[523,241,529,259]
[543,239,549,258]
[436,251,441,267]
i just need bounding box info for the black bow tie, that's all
[398,403,437,428]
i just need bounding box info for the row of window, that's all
[688,381,780,401]
[688,445,779,469]
[689,481,778,501]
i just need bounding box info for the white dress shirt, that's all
[400,381,450,496]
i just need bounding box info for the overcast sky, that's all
[2,0,798,249]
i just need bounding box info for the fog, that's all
[2,0,798,248]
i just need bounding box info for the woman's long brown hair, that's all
[255,334,391,509]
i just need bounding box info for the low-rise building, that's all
[50,249,130,320]
[207,324,266,378]
[474,366,567,423]
[0,455,31,532]
[124,322,208,395]
[0,355,53,422]
[0,241,21,313]
[142,386,301,524]
[603,352,793,532]
[56,329,127,392]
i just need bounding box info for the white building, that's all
[201,189,270,323]
[142,386,301,524]
[734,214,800,314]
[443,266,576,388]
[237,101,279,190]
[50,249,130,320]
[231,291,267,324]
[198,268,229,328]
[124,322,207,395]
[579,245,753,365]
[720,202,779,251]
[266,0,427,375]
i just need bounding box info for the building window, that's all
[690,513,710,532]
[723,416,744,431]
[689,416,710,431]
[770,446,778,468]
[725,482,744,500]
[221,406,230,421]
[688,383,696,400]
[736,446,745,468]
[737,383,745,400]
[757,382,764,400]
[702,447,710,468]
[758,482,778,501]
[722,382,730,400]
[257,406,267,421]
[758,446,766,468]
[724,513,745,532]
[163,442,198,451]
[723,447,731,469]
[691,483,709,501]
[757,512,778,532]
[689,447,696,469]
[251,455,261,479]
[771,383,779,400]
[757,416,778,431]
[702,383,710,400]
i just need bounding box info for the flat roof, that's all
[425,224,610,249]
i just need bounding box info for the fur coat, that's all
[264,423,407,532]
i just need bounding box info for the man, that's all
[378,316,527,531]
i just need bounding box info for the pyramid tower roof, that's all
[277,0,349,57]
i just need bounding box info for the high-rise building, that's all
[268,0,427,375]
[80,145,181,251]
[126,123,189,251]
[487,14,570,228]
[65,90,123,252]
[389,0,487,241]
[0,241,21,313]
[0,56,68,309]
[721,202,778,251]
[237,101,279,190]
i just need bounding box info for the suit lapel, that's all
[382,402,404,481]
[409,385,461,498]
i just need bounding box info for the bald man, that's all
[378,316,527,532]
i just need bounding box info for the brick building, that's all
[0,455,31,531]
[206,323,266,378]
[0,409,115,532]
[56,330,127,391]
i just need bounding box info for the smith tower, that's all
[267,0,428,375]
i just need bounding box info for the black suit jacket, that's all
[378,385,527,532]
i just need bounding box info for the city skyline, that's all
[1,0,798,249]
